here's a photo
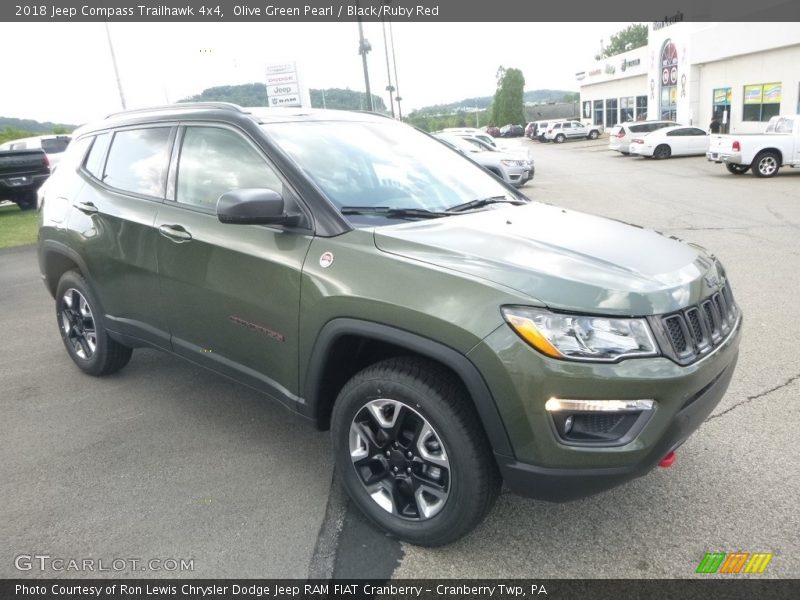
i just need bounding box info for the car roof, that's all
[79,103,389,136]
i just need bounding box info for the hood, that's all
[373,203,722,316]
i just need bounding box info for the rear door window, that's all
[103,127,173,197]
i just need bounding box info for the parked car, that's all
[706,114,800,177]
[0,134,71,171]
[483,126,501,138]
[531,120,564,142]
[544,120,602,143]
[500,124,524,138]
[39,103,741,546]
[524,122,537,138]
[434,133,533,186]
[629,126,710,159]
[609,121,680,155]
[441,127,497,148]
[0,148,50,209]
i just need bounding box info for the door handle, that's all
[158,224,193,242]
[75,201,98,215]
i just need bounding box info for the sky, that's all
[0,21,631,125]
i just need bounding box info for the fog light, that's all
[545,398,657,446]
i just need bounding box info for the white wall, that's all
[696,44,800,133]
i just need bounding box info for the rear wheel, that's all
[55,270,133,376]
[653,144,671,160]
[725,163,749,175]
[752,151,780,178]
[331,357,500,546]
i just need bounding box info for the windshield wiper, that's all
[446,196,527,213]
[340,206,451,219]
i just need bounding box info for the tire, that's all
[725,163,749,175]
[55,270,133,376]
[653,144,671,160]
[587,130,599,140]
[14,191,37,211]
[331,357,501,546]
[555,134,566,144]
[538,137,548,143]
[751,151,780,178]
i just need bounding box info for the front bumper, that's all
[468,314,742,502]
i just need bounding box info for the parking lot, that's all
[2,137,799,579]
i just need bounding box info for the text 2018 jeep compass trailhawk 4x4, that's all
[39,103,741,546]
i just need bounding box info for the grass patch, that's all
[0,202,38,248]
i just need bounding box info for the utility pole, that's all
[104,22,126,109]
[388,19,402,119]
[356,1,374,112]
[381,17,396,118]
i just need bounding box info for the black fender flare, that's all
[39,239,93,298]
[302,318,514,458]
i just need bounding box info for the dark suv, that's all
[39,103,741,546]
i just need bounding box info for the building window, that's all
[605,98,619,127]
[593,100,604,126]
[620,97,634,122]
[712,87,732,133]
[635,95,648,120]
[743,83,781,122]
[659,39,678,121]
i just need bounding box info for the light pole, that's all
[104,22,126,109]
[356,1,374,112]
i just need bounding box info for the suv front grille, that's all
[654,284,739,365]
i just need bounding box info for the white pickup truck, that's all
[706,115,800,177]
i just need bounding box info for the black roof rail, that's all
[104,102,248,119]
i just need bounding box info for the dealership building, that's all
[576,22,800,133]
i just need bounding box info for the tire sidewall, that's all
[55,271,111,376]
[753,152,779,178]
[332,373,482,545]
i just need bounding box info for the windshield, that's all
[264,120,514,216]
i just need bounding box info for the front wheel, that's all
[555,134,566,144]
[587,130,599,140]
[752,151,780,178]
[725,163,749,175]
[331,357,500,546]
[55,270,133,376]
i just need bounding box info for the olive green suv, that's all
[38,103,741,546]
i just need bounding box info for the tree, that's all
[490,66,525,126]
[598,24,648,59]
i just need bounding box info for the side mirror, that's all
[217,188,300,226]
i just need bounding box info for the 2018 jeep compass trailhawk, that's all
[38,103,741,546]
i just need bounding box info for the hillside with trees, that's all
[180,83,386,112]
[0,117,75,144]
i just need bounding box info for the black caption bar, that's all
[3,579,800,600]
[3,0,800,22]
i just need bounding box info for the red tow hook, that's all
[659,451,677,468]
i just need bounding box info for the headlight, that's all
[500,159,526,167]
[501,306,658,362]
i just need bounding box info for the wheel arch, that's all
[753,147,783,164]
[40,240,90,298]
[302,318,514,458]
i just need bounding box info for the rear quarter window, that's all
[84,133,112,179]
